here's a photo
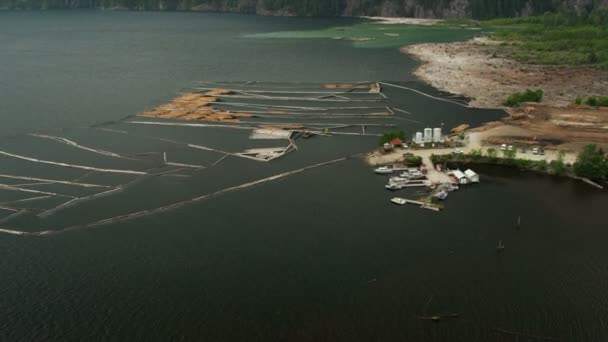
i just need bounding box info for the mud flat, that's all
[402,37,608,109]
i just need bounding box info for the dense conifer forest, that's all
[1,0,606,19]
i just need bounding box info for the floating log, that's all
[379,82,471,108]
[29,133,131,159]
[492,327,559,341]
[417,314,459,322]
[2,195,52,204]
[37,187,123,218]
[0,228,28,236]
[163,152,206,169]
[214,94,381,102]
[15,155,356,236]
[213,102,385,111]
[324,83,372,89]
[0,183,73,198]
[0,209,28,225]
[0,150,148,175]
[211,154,229,167]
[193,87,380,96]
[250,128,293,140]
[128,121,254,131]
[97,128,128,134]
[392,107,412,115]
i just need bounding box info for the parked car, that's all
[532,147,539,155]
[500,144,507,151]
[507,145,514,151]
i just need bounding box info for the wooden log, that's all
[213,102,386,111]
[379,82,472,108]
[26,155,356,236]
[0,183,73,198]
[0,209,28,225]
[492,328,559,341]
[0,150,148,175]
[214,94,381,102]
[392,107,412,115]
[29,133,133,160]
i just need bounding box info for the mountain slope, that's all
[2,0,607,19]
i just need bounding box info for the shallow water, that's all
[1,11,607,342]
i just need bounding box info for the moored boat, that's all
[434,190,448,200]
[374,166,393,174]
[391,197,407,205]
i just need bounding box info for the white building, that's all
[464,169,480,183]
[452,170,470,184]
[414,132,423,145]
[433,128,442,142]
[424,128,433,142]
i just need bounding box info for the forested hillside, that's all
[1,0,607,19]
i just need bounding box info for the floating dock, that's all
[389,197,442,211]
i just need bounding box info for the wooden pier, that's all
[391,198,442,211]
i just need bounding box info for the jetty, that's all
[390,197,442,211]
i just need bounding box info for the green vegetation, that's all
[404,155,423,167]
[432,144,608,182]
[486,147,497,158]
[502,148,517,158]
[378,130,405,146]
[573,144,608,181]
[574,96,608,106]
[430,152,556,174]
[549,151,567,175]
[585,96,608,107]
[486,9,608,68]
[503,89,544,107]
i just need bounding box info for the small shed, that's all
[389,137,404,147]
[452,170,469,184]
[464,169,480,183]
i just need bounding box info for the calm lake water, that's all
[1,11,607,342]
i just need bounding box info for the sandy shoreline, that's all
[361,16,442,25]
[402,37,608,109]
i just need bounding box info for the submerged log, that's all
[492,327,559,341]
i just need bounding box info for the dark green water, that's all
[1,11,607,342]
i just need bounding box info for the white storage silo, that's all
[415,132,423,144]
[433,128,442,142]
[424,128,433,142]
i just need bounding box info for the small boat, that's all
[391,197,407,205]
[434,190,448,200]
[374,166,393,174]
[497,240,505,252]
[389,176,409,184]
[446,183,459,192]
[385,184,403,190]
[408,170,425,179]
